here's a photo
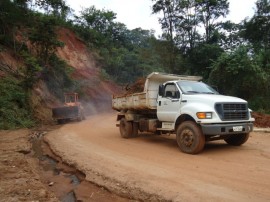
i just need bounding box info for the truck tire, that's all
[176,121,205,154]
[120,118,133,138]
[224,133,249,146]
[57,119,65,124]
[132,122,139,137]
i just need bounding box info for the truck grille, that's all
[215,103,249,121]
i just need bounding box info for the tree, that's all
[242,0,270,74]
[74,6,167,82]
[209,45,268,100]
[243,0,270,51]
[0,0,29,47]
[197,0,229,42]
[35,0,70,19]
[152,0,229,48]
[77,6,118,47]
[152,0,182,71]
[152,0,177,44]
[152,0,229,74]
[217,21,244,51]
[29,15,64,64]
[187,43,223,77]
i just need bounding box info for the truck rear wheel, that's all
[224,133,249,146]
[132,122,139,137]
[57,119,65,124]
[176,121,205,154]
[119,118,133,138]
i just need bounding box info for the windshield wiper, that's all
[186,91,200,93]
[202,92,215,94]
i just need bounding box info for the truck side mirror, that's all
[158,84,164,96]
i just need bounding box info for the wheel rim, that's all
[180,129,194,148]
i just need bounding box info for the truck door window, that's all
[164,84,179,99]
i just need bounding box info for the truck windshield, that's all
[177,81,219,95]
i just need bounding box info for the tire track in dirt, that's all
[45,112,270,202]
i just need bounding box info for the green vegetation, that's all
[73,6,165,82]
[0,0,269,129]
[0,76,35,129]
[0,0,75,128]
[151,0,270,112]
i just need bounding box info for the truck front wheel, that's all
[176,121,205,154]
[119,118,133,138]
[224,133,249,146]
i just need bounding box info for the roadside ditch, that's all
[30,130,132,202]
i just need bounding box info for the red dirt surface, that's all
[45,113,270,201]
[0,129,58,202]
[1,26,270,201]
[125,77,146,95]
[252,112,270,128]
[56,27,121,115]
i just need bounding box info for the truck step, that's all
[157,128,174,131]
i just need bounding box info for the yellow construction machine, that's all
[52,93,85,124]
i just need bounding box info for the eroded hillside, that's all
[56,28,122,113]
[0,27,122,124]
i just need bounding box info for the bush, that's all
[43,54,75,99]
[0,76,35,129]
[249,97,270,114]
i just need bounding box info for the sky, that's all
[66,0,257,37]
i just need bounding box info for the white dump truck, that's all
[112,72,254,154]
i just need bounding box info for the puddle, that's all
[31,132,82,202]
[62,191,76,202]
[30,131,131,202]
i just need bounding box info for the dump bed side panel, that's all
[112,92,153,110]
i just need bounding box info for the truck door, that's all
[157,83,181,122]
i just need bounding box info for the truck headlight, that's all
[196,112,212,119]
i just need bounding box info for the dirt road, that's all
[45,112,270,201]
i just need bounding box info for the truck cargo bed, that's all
[112,72,202,111]
[112,92,157,110]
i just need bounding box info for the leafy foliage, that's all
[19,51,42,89]
[186,43,224,77]
[208,45,270,111]
[197,0,229,42]
[0,0,75,129]
[35,0,71,19]
[151,0,229,74]
[42,54,75,99]
[29,15,64,64]
[0,76,35,129]
[74,6,166,83]
[0,0,29,47]
[1,0,270,130]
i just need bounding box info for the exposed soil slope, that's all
[0,27,122,123]
[56,28,122,115]
[252,112,270,128]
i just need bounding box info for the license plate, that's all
[233,126,243,132]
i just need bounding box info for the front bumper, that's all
[201,122,253,135]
